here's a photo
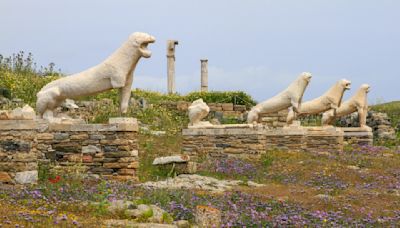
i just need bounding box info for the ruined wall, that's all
[0,118,139,184]
[0,120,38,184]
[182,125,344,161]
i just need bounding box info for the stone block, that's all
[118,168,135,175]
[0,120,37,130]
[54,133,70,141]
[221,103,234,111]
[12,152,36,162]
[233,105,246,111]
[15,170,38,184]
[67,154,82,162]
[70,134,89,140]
[195,205,221,228]
[0,172,12,183]
[103,162,129,169]
[127,161,139,169]
[118,157,137,162]
[82,155,93,163]
[177,101,189,111]
[89,134,106,140]
[1,141,30,152]
[82,145,101,154]
[100,139,130,145]
[37,133,54,140]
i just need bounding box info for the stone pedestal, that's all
[305,126,344,152]
[0,118,140,184]
[341,127,373,145]
[182,124,345,161]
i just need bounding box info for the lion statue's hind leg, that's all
[36,87,62,119]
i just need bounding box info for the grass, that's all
[1,138,400,226]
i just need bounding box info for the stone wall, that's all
[259,110,288,128]
[0,118,139,184]
[337,111,396,140]
[0,120,38,184]
[182,125,344,161]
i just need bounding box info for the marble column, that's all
[200,59,208,92]
[167,40,178,94]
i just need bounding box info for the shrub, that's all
[184,91,256,108]
[0,52,60,105]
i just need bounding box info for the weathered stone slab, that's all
[14,170,38,184]
[153,155,190,165]
[341,127,373,145]
[0,120,37,130]
[48,122,137,132]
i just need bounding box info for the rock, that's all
[9,105,36,120]
[103,220,177,228]
[347,165,360,170]
[141,174,263,192]
[82,155,93,163]
[148,205,165,223]
[125,204,168,224]
[0,110,11,120]
[137,204,151,212]
[21,105,36,120]
[11,98,22,103]
[174,220,190,228]
[247,181,265,187]
[195,205,221,228]
[107,200,136,214]
[54,133,70,141]
[125,209,143,218]
[315,194,334,201]
[82,145,101,154]
[0,172,12,183]
[177,101,189,111]
[150,131,166,136]
[14,170,38,184]
[153,155,190,165]
[221,103,234,111]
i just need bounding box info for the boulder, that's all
[14,170,38,184]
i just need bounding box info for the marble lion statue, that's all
[322,84,370,129]
[286,79,351,125]
[247,72,312,124]
[36,32,155,119]
[188,99,212,127]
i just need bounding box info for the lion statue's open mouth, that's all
[131,32,156,58]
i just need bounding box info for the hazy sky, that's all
[1,0,399,103]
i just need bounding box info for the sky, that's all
[0,0,399,103]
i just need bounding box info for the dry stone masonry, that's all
[182,124,344,161]
[0,118,139,184]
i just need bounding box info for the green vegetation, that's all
[0,52,60,105]
[371,101,400,128]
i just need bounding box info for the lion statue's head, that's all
[300,72,312,83]
[129,32,156,58]
[339,79,351,90]
[360,84,370,93]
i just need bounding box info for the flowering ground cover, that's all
[0,135,400,227]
